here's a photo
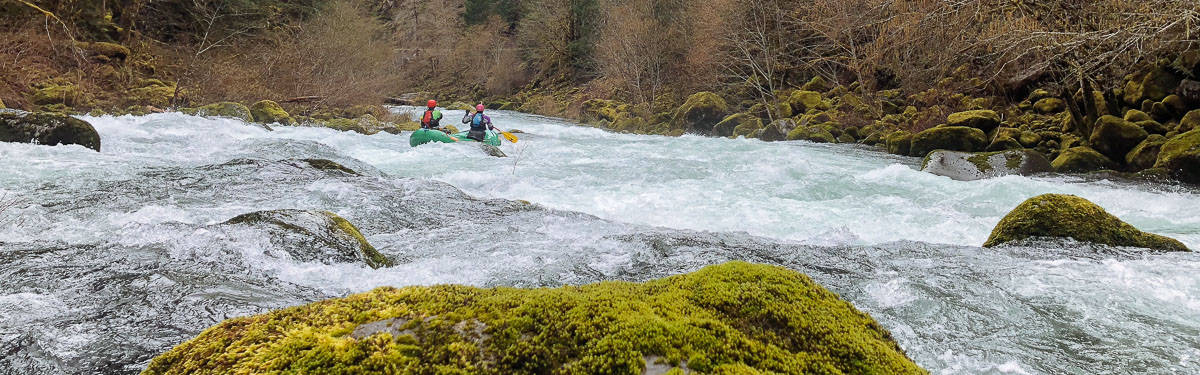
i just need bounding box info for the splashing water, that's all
[0,110,1197,374]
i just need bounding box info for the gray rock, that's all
[921,149,1051,181]
[223,209,393,268]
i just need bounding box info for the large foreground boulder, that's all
[223,209,393,269]
[0,109,101,151]
[143,262,925,375]
[921,149,1051,181]
[1153,129,1200,184]
[909,126,988,157]
[669,92,728,133]
[983,194,1188,251]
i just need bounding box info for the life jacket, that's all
[421,110,434,127]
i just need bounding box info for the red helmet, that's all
[475,104,486,112]
[427,99,437,108]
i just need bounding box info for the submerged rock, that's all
[0,110,101,151]
[480,144,506,157]
[223,209,392,268]
[142,261,925,375]
[983,194,1188,251]
[921,149,1050,181]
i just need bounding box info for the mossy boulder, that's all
[983,194,1188,251]
[190,102,254,122]
[30,82,87,106]
[250,100,295,125]
[801,76,831,92]
[713,113,761,137]
[669,92,729,133]
[1123,110,1153,123]
[759,119,797,142]
[1153,129,1200,184]
[1180,109,1200,133]
[1033,98,1064,114]
[1126,134,1168,171]
[1135,120,1168,135]
[224,209,392,269]
[786,90,826,113]
[0,110,101,151]
[1051,146,1117,173]
[1089,115,1148,160]
[1124,66,1181,104]
[142,261,925,375]
[1018,131,1042,147]
[581,99,619,123]
[786,125,835,143]
[125,81,175,108]
[910,126,988,157]
[885,131,913,155]
[921,149,1051,181]
[0,98,5,108]
[946,110,1001,132]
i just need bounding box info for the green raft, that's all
[409,128,501,147]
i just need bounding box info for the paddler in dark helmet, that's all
[462,104,496,141]
[420,99,444,131]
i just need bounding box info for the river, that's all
[1,109,1198,374]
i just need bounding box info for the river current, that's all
[1,109,1198,374]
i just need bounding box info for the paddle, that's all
[495,129,518,143]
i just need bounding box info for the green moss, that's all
[1153,129,1200,184]
[946,110,1001,132]
[1126,134,1167,171]
[194,102,254,122]
[786,91,825,113]
[669,92,729,133]
[1089,115,1148,160]
[1123,110,1152,123]
[250,100,295,125]
[965,153,994,173]
[1033,98,1064,114]
[77,41,130,61]
[581,99,619,123]
[909,126,988,157]
[713,113,761,137]
[31,83,87,106]
[322,211,393,268]
[1051,146,1117,173]
[1180,110,1200,133]
[984,194,1188,251]
[884,131,913,156]
[786,125,835,143]
[801,76,830,92]
[142,262,925,375]
[126,83,175,108]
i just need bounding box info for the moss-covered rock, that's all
[786,125,835,143]
[1126,134,1168,171]
[983,194,1188,251]
[224,209,392,269]
[125,80,176,108]
[1018,131,1042,147]
[786,90,826,113]
[142,261,925,375]
[1123,110,1152,123]
[1135,120,1168,135]
[946,110,1001,132]
[0,110,101,151]
[1051,146,1117,173]
[1153,129,1200,184]
[669,92,728,134]
[30,82,87,106]
[921,149,1051,181]
[801,76,831,92]
[250,100,295,125]
[190,102,254,122]
[884,131,913,155]
[1180,109,1200,133]
[910,126,988,157]
[1089,115,1148,160]
[759,119,796,142]
[1124,66,1181,105]
[713,113,760,137]
[581,99,619,123]
[1033,98,1064,114]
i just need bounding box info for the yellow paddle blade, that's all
[501,131,518,143]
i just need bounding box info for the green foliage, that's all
[142,262,925,375]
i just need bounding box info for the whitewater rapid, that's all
[1,109,1198,374]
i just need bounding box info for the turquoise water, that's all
[0,110,1197,374]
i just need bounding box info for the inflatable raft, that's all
[409,128,501,147]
